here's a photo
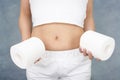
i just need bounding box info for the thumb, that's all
[34,58,41,64]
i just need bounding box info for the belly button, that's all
[55,36,59,40]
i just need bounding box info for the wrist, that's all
[83,28,95,32]
[21,36,31,41]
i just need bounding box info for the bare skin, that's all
[31,23,84,50]
[19,0,101,63]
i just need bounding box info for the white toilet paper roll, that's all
[10,37,45,69]
[80,30,115,61]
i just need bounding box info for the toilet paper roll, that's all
[10,37,45,69]
[80,30,115,61]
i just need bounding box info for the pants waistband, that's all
[44,48,81,57]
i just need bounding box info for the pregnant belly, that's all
[31,23,84,51]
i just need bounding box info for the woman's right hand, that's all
[79,47,101,61]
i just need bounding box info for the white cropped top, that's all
[29,0,88,28]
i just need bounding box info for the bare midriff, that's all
[31,22,84,51]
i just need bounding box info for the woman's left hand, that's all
[79,47,101,61]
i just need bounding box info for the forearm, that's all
[83,0,95,32]
[18,14,32,41]
[83,17,95,32]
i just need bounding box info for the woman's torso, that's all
[31,23,84,51]
[30,0,88,51]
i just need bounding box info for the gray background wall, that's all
[0,0,120,80]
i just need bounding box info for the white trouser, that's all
[26,48,92,80]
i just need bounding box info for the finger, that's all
[83,48,88,56]
[34,58,41,64]
[87,50,93,60]
[79,47,83,53]
[96,58,101,61]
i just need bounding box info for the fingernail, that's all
[79,48,83,52]
[81,48,84,51]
